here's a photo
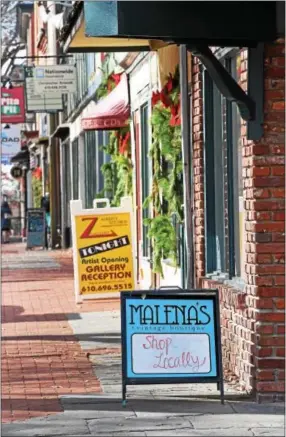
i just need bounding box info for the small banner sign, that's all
[1,124,21,165]
[121,289,224,405]
[1,87,25,123]
[70,197,135,303]
[26,208,46,249]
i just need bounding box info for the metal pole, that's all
[9,55,73,59]
[179,45,194,289]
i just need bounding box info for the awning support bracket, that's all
[187,44,255,121]
[187,44,264,140]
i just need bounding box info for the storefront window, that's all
[72,138,79,200]
[84,131,97,208]
[204,50,244,281]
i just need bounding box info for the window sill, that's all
[205,272,245,291]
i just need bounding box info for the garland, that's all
[95,72,121,100]
[99,128,133,205]
[32,167,42,208]
[143,66,183,277]
[95,54,121,100]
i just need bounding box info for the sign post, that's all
[70,197,135,303]
[121,289,224,405]
[26,208,46,249]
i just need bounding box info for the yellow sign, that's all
[75,212,135,295]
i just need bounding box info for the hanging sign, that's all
[1,124,21,165]
[24,66,63,112]
[1,87,25,123]
[10,166,23,179]
[33,65,76,95]
[70,197,135,303]
[120,289,224,405]
[26,208,46,249]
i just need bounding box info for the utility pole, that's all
[179,45,195,289]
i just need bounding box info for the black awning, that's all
[10,148,29,164]
[51,124,70,140]
[84,1,283,47]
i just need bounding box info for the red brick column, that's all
[242,40,285,402]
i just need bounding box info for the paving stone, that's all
[252,428,285,436]
[145,429,254,436]
[87,416,193,434]
[191,414,284,429]
[132,399,233,416]
[60,394,120,404]
[61,409,136,419]
[2,420,90,436]
[230,402,285,415]
[105,431,146,437]
[67,311,121,350]
[2,253,60,270]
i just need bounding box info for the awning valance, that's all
[81,73,129,131]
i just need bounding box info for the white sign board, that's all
[34,65,76,95]
[131,333,211,374]
[1,124,21,165]
[24,66,63,112]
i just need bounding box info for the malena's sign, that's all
[70,197,135,303]
[121,289,224,404]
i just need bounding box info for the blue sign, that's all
[121,290,224,404]
[26,209,46,249]
[125,298,217,378]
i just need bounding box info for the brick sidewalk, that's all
[1,243,119,423]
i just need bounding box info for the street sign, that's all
[10,166,23,179]
[70,197,135,303]
[24,66,63,112]
[33,65,76,95]
[26,208,46,249]
[120,289,224,405]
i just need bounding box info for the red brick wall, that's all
[191,40,285,402]
[192,57,205,281]
[242,40,285,402]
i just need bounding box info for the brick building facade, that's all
[191,40,285,402]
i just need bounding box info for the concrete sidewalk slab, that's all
[67,311,121,350]
[2,395,284,436]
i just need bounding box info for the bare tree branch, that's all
[1,0,26,78]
